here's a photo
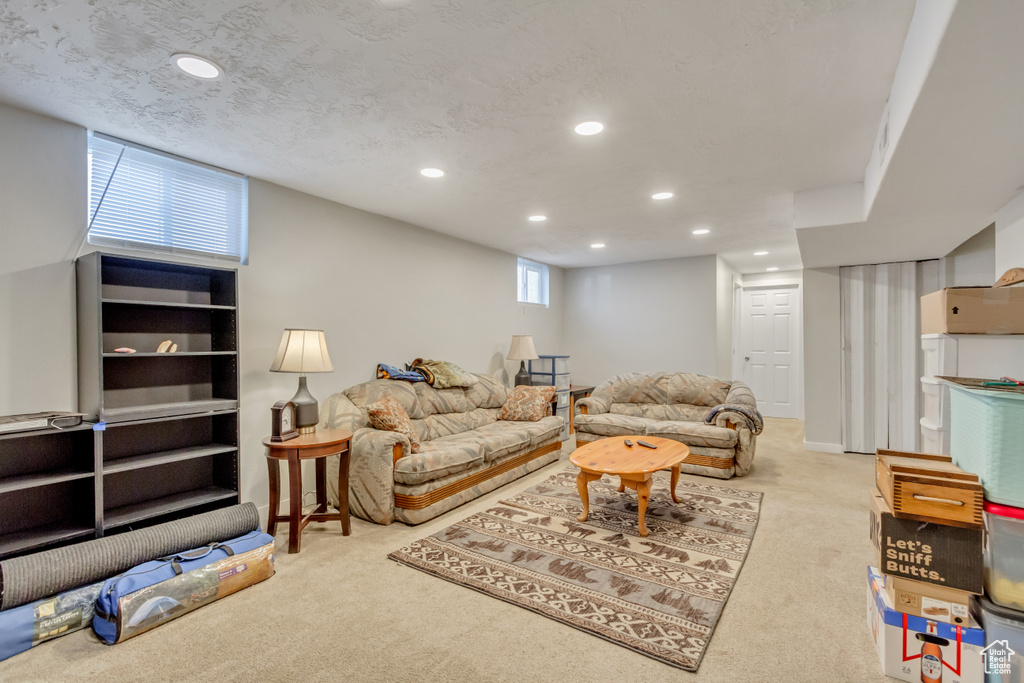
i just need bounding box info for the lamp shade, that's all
[507,334,539,361]
[270,329,334,373]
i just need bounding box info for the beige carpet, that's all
[0,418,887,682]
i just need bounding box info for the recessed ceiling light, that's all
[574,121,604,136]
[528,215,547,222]
[754,251,769,256]
[766,267,779,272]
[591,243,606,249]
[171,53,222,80]
[420,168,445,178]
[692,228,710,235]
[652,192,673,200]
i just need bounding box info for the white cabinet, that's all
[920,334,1024,454]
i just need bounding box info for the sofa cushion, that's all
[344,379,425,419]
[474,416,562,452]
[414,382,472,415]
[644,420,738,448]
[664,373,730,407]
[463,374,509,410]
[498,385,556,422]
[605,372,730,407]
[395,442,484,485]
[610,403,709,422]
[414,407,498,441]
[430,425,532,463]
[522,416,564,446]
[366,394,420,453]
[573,413,656,437]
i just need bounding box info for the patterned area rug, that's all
[388,467,762,671]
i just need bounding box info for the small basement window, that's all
[87,132,248,263]
[517,257,549,307]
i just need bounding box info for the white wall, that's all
[941,223,994,287]
[715,257,738,379]
[0,105,86,415]
[801,267,843,452]
[740,270,803,285]
[0,103,564,516]
[863,0,957,217]
[239,180,564,511]
[995,190,1024,277]
[563,255,719,386]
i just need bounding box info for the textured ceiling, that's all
[0,0,914,272]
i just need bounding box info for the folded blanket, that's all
[377,363,425,382]
[408,359,478,389]
[705,403,764,435]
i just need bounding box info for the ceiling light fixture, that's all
[754,251,769,256]
[652,192,673,200]
[171,53,222,80]
[574,121,604,136]
[528,215,547,222]
[766,267,779,272]
[420,168,445,178]
[692,229,710,235]
[591,243,606,249]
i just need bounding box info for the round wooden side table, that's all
[263,428,353,553]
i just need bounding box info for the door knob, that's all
[744,356,750,361]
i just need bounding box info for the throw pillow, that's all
[498,385,556,422]
[366,394,420,453]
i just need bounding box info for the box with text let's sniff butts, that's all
[870,492,984,594]
[868,566,984,683]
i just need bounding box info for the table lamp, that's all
[270,329,334,434]
[507,334,539,387]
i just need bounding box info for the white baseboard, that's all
[804,440,844,454]
[256,500,287,531]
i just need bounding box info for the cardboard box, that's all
[868,566,984,683]
[921,287,1024,334]
[869,492,984,594]
[885,574,972,625]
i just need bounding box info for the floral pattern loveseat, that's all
[574,371,758,479]
[319,374,563,525]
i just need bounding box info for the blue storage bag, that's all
[93,530,274,645]
[0,581,104,661]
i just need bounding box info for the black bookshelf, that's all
[76,253,241,534]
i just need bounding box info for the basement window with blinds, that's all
[517,257,549,307]
[87,132,249,263]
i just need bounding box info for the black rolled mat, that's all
[0,502,260,610]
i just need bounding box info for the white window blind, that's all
[517,257,549,306]
[87,132,248,263]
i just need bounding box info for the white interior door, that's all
[736,284,803,419]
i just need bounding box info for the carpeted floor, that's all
[0,418,888,682]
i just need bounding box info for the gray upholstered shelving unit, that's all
[76,252,240,535]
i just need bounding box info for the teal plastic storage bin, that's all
[949,384,1024,508]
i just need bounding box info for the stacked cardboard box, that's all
[867,450,986,683]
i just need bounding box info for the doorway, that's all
[733,281,803,419]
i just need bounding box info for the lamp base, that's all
[514,361,532,387]
[290,375,320,433]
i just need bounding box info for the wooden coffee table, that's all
[569,435,690,537]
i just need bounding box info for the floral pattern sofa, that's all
[574,371,758,479]
[319,374,563,525]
